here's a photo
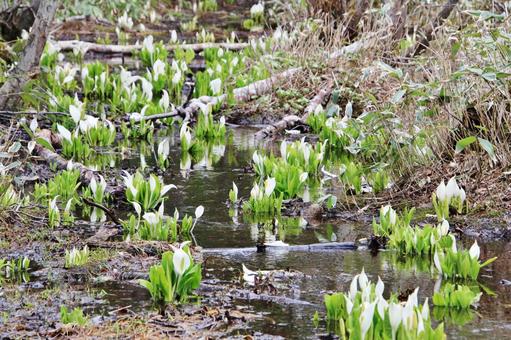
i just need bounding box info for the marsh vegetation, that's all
[0,0,510,338]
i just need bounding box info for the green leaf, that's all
[451,41,461,58]
[35,137,55,152]
[480,256,498,267]
[455,136,477,153]
[477,138,497,162]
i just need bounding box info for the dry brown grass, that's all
[287,0,511,210]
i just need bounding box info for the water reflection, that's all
[105,126,511,338]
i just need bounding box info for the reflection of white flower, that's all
[157,138,170,159]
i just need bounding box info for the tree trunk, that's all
[0,0,58,110]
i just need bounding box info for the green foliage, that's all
[139,36,168,68]
[243,178,283,215]
[323,270,445,340]
[432,283,481,309]
[122,171,176,212]
[139,244,201,304]
[433,245,497,281]
[65,246,90,268]
[0,257,30,282]
[199,0,218,12]
[34,168,81,204]
[432,307,474,326]
[0,184,19,208]
[432,178,466,221]
[60,306,88,326]
[250,139,324,200]
[194,105,226,140]
[48,196,61,228]
[229,182,238,203]
[455,136,496,163]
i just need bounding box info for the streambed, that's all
[1,127,511,338]
[79,128,511,338]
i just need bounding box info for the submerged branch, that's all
[82,197,122,225]
[203,242,357,254]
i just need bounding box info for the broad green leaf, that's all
[35,137,55,152]
[477,138,497,162]
[480,256,498,267]
[455,136,476,153]
[451,41,461,57]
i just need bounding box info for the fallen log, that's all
[55,40,249,55]
[33,143,95,184]
[301,81,334,122]
[253,79,333,139]
[33,130,118,195]
[139,67,303,123]
[253,114,302,140]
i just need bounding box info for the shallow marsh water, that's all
[89,127,511,339]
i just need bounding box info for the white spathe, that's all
[469,240,480,260]
[173,248,191,276]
